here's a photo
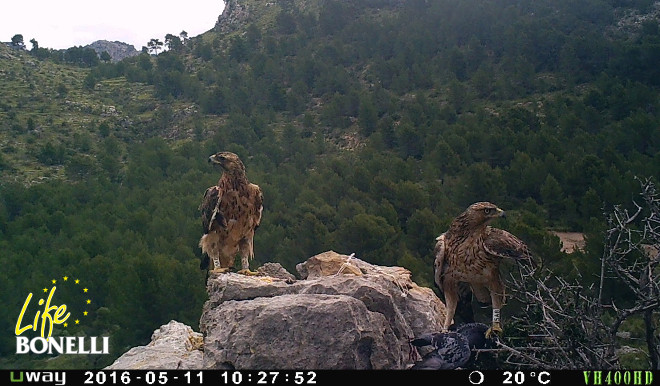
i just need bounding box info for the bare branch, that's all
[483,178,659,369]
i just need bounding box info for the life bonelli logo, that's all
[14,275,108,355]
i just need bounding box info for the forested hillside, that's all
[1,0,659,368]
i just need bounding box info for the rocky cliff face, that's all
[215,0,251,34]
[85,40,139,62]
[106,251,445,369]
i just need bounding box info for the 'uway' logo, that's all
[10,371,66,386]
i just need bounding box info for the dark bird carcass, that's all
[410,323,495,369]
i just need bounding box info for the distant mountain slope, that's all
[85,40,139,62]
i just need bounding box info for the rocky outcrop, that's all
[85,40,139,62]
[612,1,660,39]
[106,320,203,369]
[215,0,251,34]
[107,251,445,370]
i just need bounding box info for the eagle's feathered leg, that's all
[485,282,505,338]
[208,211,227,274]
[199,233,231,274]
[236,237,258,276]
[211,256,220,272]
[442,283,459,331]
[210,254,230,274]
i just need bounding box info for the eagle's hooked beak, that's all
[209,154,224,165]
[498,208,506,218]
[208,155,227,171]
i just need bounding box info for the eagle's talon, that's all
[485,323,503,338]
[237,269,259,276]
[210,267,231,274]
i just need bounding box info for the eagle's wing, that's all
[433,233,475,323]
[484,227,536,267]
[249,183,263,229]
[433,233,447,300]
[200,186,225,234]
[234,183,263,266]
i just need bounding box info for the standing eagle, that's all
[433,202,535,337]
[199,152,263,275]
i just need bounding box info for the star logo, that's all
[44,275,93,330]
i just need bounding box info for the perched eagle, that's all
[433,202,535,337]
[199,152,263,275]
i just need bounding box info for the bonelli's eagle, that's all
[433,202,535,337]
[199,152,263,275]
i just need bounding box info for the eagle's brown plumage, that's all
[433,202,535,336]
[199,152,263,274]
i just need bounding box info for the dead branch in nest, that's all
[498,177,660,370]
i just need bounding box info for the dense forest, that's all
[1,0,659,368]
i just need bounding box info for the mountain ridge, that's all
[85,40,140,62]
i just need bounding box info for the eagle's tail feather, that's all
[454,283,475,325]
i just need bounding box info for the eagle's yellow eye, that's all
[484,208,491,215]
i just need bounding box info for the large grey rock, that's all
[106,320,203,369]
[202,294,399,369]
[107,252,446,370]
[200,251,445,369]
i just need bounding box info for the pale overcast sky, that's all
[1,0,225,50]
